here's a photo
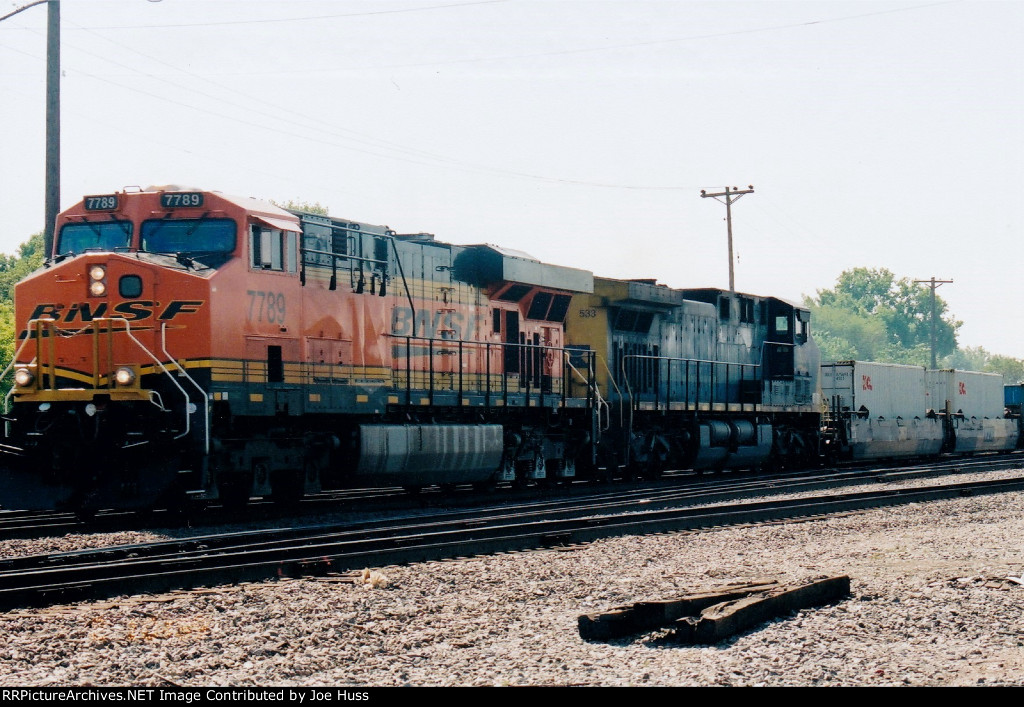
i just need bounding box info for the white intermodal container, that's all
[926,369,1006,419]
[820,361,929,420]
[821,361,943,460]
[926,369,1017,453]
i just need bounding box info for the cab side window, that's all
[795,310,810,344]
[251,226,297,272]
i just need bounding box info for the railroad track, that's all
[0,451,1018,540]
[0,486,410,540]
[0,459,1022,610]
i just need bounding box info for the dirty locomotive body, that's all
[0,188,1016,513]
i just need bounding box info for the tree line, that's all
[0,232,44,382]
[804,267,1024,382]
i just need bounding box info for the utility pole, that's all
[3,1,159,257]
[45,0,60,259]
[1,1,58,256]
[700,185,754,293]
[913,276,953,369]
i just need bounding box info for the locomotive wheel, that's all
[642,455,666,480]
[74,508,98,524]
[270,469,305,507]
[623,460,641,482]
[218,476,253,510]
[154,472,191,516]
[472,479,497,493]
[594,448,617,483]
[72,489,102,523]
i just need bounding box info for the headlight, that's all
[13,368,34,387]
[88,264,107,297]
[114,366,136,386]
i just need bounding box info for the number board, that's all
[83,195,119,211]
[160,192,205,208]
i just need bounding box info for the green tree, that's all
[985,355,1024,384]
[945,345,990,371]
[944,345,1024,383]
[272,199,329,216]
[0,232,44,303]
[806,267,961,365]
[0,232,45,394]
[808,303,889,361]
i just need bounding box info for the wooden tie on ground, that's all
[578,576,851,643]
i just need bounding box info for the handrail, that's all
[0,317,51,415]
[390,237,415,324]
[564,351,607,436]
[101,319,194,441]
[620,353,760,412]
[159,323,210,454]
[2,317,196,443]
[300,246,387,268]
[390,333,595,409]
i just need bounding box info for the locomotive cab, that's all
[0,187,288,512]
[679,290,819,411]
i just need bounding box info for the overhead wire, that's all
[70,0,512,31]
[1,0,961,193]
[50,15,692,190]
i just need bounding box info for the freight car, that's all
[1004,383,1024,443]
[822,362,1018,461]
[0,186,1014,514]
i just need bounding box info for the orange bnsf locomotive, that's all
[0,186,824,514]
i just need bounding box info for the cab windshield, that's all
[56,221,132,256]
[141,218,236,267]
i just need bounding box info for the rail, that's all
[3,465,1022,610]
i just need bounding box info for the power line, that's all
[29,15,690,191]
[3,1,962,77]
[6,10,696,191]
[4,0,961,200]
[2,0,510,30]
[0,0,46,24]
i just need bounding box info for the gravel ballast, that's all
[0,487,1021,687]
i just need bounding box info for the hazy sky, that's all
[2,0,1022,354]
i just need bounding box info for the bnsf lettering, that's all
[391,307,478,339]
[158,300,203,319]
[28,300,205,324]
[28,303,63,320]
[114,300,157,320]
[65,302,108,322]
